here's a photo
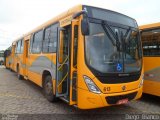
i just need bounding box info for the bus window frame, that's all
[141,28,160,57]
[30,29,44,54]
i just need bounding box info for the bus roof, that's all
[12,5,82,43]
[139,22,160,30]
[12,4,138,43]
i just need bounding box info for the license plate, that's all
[117,98,128,105]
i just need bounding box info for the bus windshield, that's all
[85,22,142,74]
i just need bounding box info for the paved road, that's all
[0,66,159,120]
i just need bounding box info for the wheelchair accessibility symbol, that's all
[117,63,122,71]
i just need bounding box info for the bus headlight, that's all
[83,76,101,94]
[139,74,144,88]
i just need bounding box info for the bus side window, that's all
[21,39,24,53]
[142,28,160,56]
[32,30,43,53]
[42,23,58,53]
[73,25,78,68]
[16,40,21,54]
[49,24,58,53]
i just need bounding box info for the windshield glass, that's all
[85,22,142,74]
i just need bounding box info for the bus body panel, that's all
[77,87,142,109]
[15,53,24,75]
[11,45,16,71]
[140,23,160,97]
[143,57,160,96]
[27,53,57,87]
[143,80,160,96]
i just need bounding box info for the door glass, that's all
[73,25,78,68]
[58,64,68,93]
[58,27,70,63]
[57,25,71,95]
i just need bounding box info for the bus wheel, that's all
[17,67,23,80]
[44,75,57,102]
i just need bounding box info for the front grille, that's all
[97,74,140,84]
[105,92,137,104]
[87,65,141,84]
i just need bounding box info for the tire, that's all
[17,66,23,80]
[44,75,58,102]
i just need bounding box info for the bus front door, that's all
[56,25,71,98]
[69,20,79,105]
[24,40,29,78]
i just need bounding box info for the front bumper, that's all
[77,86,142,109]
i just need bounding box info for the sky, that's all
[0,0,160,50]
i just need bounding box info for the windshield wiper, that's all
[121,27,132,58]
[124,27,131,43]
[101,21,121,51]
[101,21,115,46]
[101,21,122,66]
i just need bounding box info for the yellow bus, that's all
[4,47,12,68]
[140,23,160,97]
[6,5,143,109]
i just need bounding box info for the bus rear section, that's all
[8,5,143,109]
[140,23,160,97]
[4,47,12,69]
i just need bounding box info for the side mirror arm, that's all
[72,10,88,19]
[72,10,90,36]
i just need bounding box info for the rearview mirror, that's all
[72,10,89,36]
[81,18,90,36]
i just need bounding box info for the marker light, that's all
[83,76,101,94]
